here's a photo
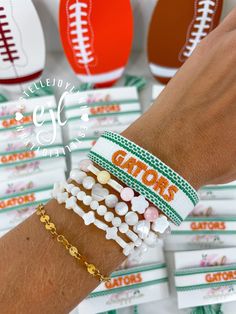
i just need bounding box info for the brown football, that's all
[147,0,223,84]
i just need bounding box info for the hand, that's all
[123,8,236,190]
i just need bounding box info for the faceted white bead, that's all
[119,223,129,234]
[82,176,95,190]
[77,191,86,201]
[125,212,138,226]
[83,195,92,206]
[134,220,151,239]
[115,202,128,216]
[112,217,121,227]
[70,169,86,183]
[105,194,118,208]
[70,186,80,196]
[90,200,99,210]
[97,205,107,216]
[144,231,158,246]
[104,211,114,222]
[92,183,109,201]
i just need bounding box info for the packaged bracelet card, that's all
[64,87,141,136]
[165,217,236,251]
[199,181,236,200]
[0,156,66,181]
[0,168,65,198]
[175,248,236,309]
[0,186,52,236]
[191,200,236,217]
[78,262,169,314]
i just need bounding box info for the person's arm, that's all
[2,7,236,314]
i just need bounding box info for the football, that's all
[0,0,45,90]
[59,0,133,87]
[147,0,223,84]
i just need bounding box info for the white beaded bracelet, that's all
[52,182,135,256]
[63,181,142,248]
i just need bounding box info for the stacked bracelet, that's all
[89,131,199,226]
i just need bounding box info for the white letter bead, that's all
[97,205,107,216]
[70,186,80,196]
[77,191,86,201]
[119,223,129,234]
[82,176,95,190]
[70,169,86,183]
[83,195,92,206]
[112,217,121,227]
[125,212,138,226]
[115,202,128,216]
[104,212,114,222]
[90,200,99,210]
[105,194,118,208]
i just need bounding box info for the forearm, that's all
[0,199,125,314]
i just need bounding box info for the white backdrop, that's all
[32,0,236,53]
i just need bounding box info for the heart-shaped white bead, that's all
[91,183,109,202]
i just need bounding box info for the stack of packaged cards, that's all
[174,248,236,309]
[63,87,142,168]
[77,245,169,314]
[0,96,66,236]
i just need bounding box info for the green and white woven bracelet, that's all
[89,131,199,226]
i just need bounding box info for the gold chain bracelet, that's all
[36,204,110,282]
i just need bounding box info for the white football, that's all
[0,0,45,90]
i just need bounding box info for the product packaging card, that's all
[191,200,236,216]
[77,245,167,314]
[78,263,169,314]
[0,95,57,133]
[175,248,236,309]
[0,157,66,182]
[0,168,65,198]
[199,181,236,200]
[64,87,141,140]
[0,186,52,235]
[165,217,236,251]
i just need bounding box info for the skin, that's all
[1,7,236,314]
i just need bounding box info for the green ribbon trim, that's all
[185,217,236,222]
[191,304,223,314]
[0,199,50,214]
[112,263,166,278]
[65,98,138,109]
[67,110,141,122]
[175,263,236,276]
[171,230,236,235]
[176,280,236,291]
[0,144,64,156]
[124,75,147,91]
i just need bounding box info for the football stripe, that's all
[0,69,43,84]
[149,63,178,78]
[77,67,125,83]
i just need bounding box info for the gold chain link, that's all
[36,204,110,283]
